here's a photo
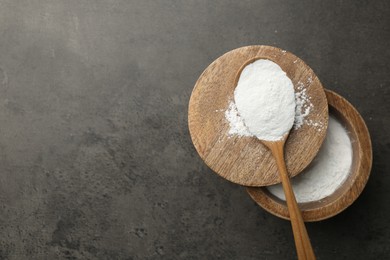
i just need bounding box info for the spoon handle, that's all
[268,142,316,260]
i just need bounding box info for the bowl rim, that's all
[246,89,373,222]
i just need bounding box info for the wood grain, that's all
[247,89,373,221]
[188,45,328,186]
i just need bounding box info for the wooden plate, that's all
[188,45,328,186]
[246,89,373,221]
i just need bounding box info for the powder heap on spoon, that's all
[225,60,320,137]
[232,59,295,140]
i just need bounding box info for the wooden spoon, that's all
[261,133,316,260]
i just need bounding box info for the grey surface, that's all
[0,0,389,259]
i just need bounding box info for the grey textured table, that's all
[0,1,389,259]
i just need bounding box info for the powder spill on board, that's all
[294,82,314,129]
[225,102,251,137]
[267,115,353,203]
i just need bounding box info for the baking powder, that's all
[225,61,316,138]
[231,59,295,141]
[267,115,353,203]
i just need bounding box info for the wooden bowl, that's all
[188,45,328,186]
[247,89,372,222]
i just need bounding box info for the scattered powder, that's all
[267,115,353,203]
[306,119,325,132]
[224,102,251,137]
[307,75,313,84]
[233,59,295,141]
[294,82,313,129]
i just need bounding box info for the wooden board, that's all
[246,89,373,221]
[188,45,328,186]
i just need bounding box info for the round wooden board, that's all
[188,45,328,186]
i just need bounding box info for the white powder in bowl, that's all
[233,59,295,141]
[267,115,353,203]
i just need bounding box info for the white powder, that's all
[267,115,353,203]
[225,102,251,137]
[233,59,295,141]
[224,61,318,137]
[294,82,313,129]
